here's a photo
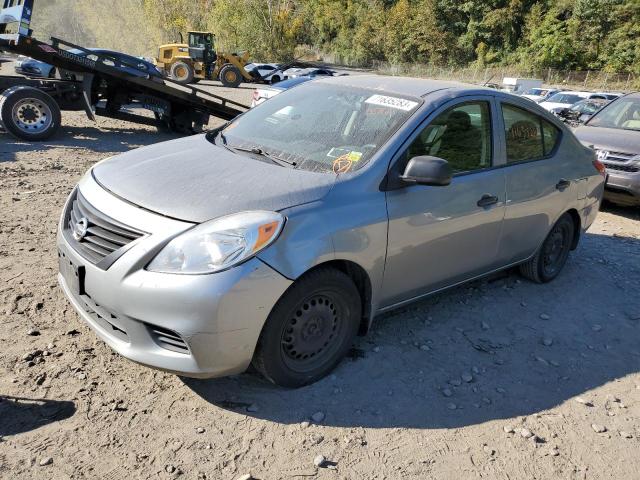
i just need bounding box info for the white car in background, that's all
[539,91,592,112]
[245,63,286,84]
[521,88,562,103]
[540,91,623,113]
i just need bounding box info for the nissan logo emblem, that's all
[596,150,609,162]
[72,217,89,241]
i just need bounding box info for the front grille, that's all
[598,150,636,162]
[147,324,189,354]
[603,162,639,173]
[65,191,144,266]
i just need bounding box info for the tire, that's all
[169,61,195,84]
[519,213,575,283]
[252,268,361,388]
[0,86,61,141]
[219,64,243,88]
[270,75,281,85]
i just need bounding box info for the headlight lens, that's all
[147,211,284,274]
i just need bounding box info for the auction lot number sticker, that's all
[365,94,419,111]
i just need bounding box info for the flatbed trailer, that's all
[0,34,249,140]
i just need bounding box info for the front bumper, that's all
[605,169,640,199]
[57,174,292,378]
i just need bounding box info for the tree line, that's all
[32,0,640,73]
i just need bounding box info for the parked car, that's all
[251,76,314,107]
[591,92,623,101]
[59,48,165,80]
[57,76,604,387]
[245,63,286,84]
[283,66,335,78]
[521,88,562,103]
[575,93,640,206]
[539,91,592,111]
[554,98,609,125]
[14,55,57,78]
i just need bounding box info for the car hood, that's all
[574,125,640,154]
[92,134,336,223]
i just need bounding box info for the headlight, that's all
[147,211,284,274]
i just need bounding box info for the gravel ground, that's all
[1,63,640,479]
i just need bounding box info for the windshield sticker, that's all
[346,151,362,161]
[326,147,351,158]
[365,94,418,111]
[326,149,363,161]
[333,158,353,174]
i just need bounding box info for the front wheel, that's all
[520,213,575,283]
[219,64,243,88]
[252,268,361,388]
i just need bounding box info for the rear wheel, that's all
[0,86,61,141]
[219,64,243,88]
[169,61,195,84]
[520,213,575,283]
[252,268,361,388]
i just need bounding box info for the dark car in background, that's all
[556,98,609,125]
[575,93,640,206]
[250,76,314,107]
[64,49,165,79]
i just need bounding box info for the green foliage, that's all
[30,0,640,73]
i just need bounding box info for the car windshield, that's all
[546,93,584,104]
[571,101,604,114]
[587,97,640,130]
[216,83,421,173]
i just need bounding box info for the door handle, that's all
[556,179,571,191]
[477,194,499,207]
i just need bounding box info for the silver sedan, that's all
[57,76,605,387]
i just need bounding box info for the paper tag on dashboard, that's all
[365,94,418,111]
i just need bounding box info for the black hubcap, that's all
[281,294,342,372]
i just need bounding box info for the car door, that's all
[381,96,507,308]
[496,101,578,265]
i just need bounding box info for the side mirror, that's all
[400,156,452,186]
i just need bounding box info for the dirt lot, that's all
[1,64,640,480]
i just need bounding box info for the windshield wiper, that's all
[230,145,297,167]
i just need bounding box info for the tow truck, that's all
[0,0,248,140]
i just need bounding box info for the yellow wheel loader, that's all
[157,32,253,87]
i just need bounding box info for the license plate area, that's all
[59,249,85,296]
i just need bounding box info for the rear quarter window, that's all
[502,104,561,163]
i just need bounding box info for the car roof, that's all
[315,74,496,98]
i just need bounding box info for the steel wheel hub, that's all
[282,295,338,362]
[543,225,567,273]
[12,98,53,133]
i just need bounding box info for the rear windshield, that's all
[546,93,584,104]
[218,83,421,173]
[587,97,640,130]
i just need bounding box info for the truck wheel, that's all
[170,61,195,84]
[219,64,243,88]
[0,86,61,141]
